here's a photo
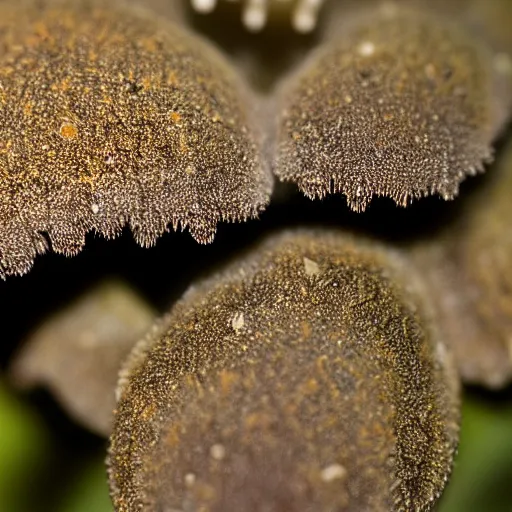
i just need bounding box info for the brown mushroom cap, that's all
[409,138,512,389]
[274,4,511,211]
[109,230,460,511]
[0,0,271,278]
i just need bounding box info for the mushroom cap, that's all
[109,230,460,511]
[0,0,271,278]
[274,4,511,210]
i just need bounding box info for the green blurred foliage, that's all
[439,394,512,512]
[58,457,112,512]
[0,380,51,512]
[0,381,511,511]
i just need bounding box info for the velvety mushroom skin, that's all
[0,0,271,278]
[109,230,460,511]
[274,4,511,211]
[410,139,512,389]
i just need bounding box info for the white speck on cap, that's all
[210,443,226,460]
[304,257,320,276]
[184,473,196,487]
[231,312,245,331]
[320,463,347,482]
[358,41,376,57]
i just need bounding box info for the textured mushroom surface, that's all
[274,4,511,211]
[0,0,271,278]
[10,280,156,436]
[409,139,512,389]
[109,230,460,511]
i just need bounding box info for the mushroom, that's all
[0,0,271,278]
[109,230,460,511]
[274,2,511,211]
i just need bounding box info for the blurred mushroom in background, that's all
[10,280,156,436]
[408,139,512,389]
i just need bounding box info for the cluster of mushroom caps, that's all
[3,0,512,510]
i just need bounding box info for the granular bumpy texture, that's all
[274,5,510,211]
[0,0,271,278]
[109,230,460,512]
[410,140,512,389]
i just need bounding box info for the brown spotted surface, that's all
[0,0,271,278]
[274,5,511,211]
[109,230,460,511]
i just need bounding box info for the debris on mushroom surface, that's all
[10,280,156,436]
[0,0,271,278]
[274,3,511,211]
[109,230,460,512]
[409,139,512,389]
